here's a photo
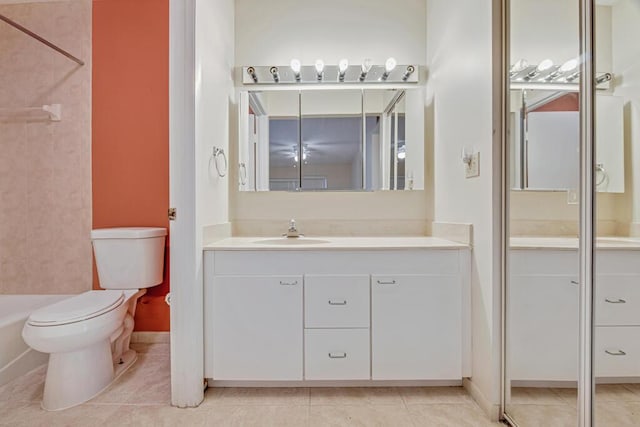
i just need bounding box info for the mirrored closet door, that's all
[502,0,640,425]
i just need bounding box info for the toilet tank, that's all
[91,227,167,289]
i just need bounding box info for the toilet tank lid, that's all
[91,227,167,239]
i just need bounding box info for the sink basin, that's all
[252,238,331,245]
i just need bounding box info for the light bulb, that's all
[290,59,301,74]
[385,57,397,73]
[510,58,528,75]
[560,58,578,73]
[339,59,349,73]
[537,59,554,72]
[315,59,325,74]
[361,58,373,73]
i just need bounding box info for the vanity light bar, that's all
[242,63,419,84]
[510,58,612,90]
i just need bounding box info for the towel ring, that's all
[596,163,607,187]
[239,162,247,186]
[213,147,228,178]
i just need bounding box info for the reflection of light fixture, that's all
[560,58,578,73]
[270,66,280,83]
[596,73,613,85]
[526,59,553,79]
[359,58,372,81]
[397,145,406,160]
[290,59,301,81]
[315,59,324,80]
[382,57,397,80]
[247,67,258,83]
[338,58,349,82]
[510,58,529,77]
[292,145,309,163]
[402,65,415,81]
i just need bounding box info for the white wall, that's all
[612,0,640,229]
[427,0,501,413]
[232,0,431,232]
[235,0,426,66]
[197,0,234,229]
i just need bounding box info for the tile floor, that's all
[0,343,502,426]
[506,386,640,426]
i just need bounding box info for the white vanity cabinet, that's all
[509,247,640,383]
[210,275,303,381]
[203,242,471,385]
[372,274,462,380]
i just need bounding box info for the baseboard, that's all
[131,331,170,344]
[208,379,462,388]
[463,378,500,422]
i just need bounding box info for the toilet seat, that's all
[28,290,125,327]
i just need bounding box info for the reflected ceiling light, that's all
[402,65,415,81]
[246,66,258,83]
[338,58,349,81]
[566,70,581,82]
[526,58,553,79]
[290,59,301,81]
[315,59,325,80]
[382,57,397,80]
[360,58,373,81]
[269,66,280,83]
[397,145,406,160]
[509,58,528,77]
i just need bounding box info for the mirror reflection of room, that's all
[238,88,423,192]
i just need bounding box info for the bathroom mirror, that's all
[510,89,624,192]
[237,88,424,191]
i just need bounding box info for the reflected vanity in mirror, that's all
[510,89,624,192]
[238,88,424,191]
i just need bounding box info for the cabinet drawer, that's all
[596,326,640,377]
[596,276,640,326]
[304,329,370,380]
[305,275,370,328]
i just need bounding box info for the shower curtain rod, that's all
[0,13,85,66]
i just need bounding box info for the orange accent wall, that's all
[92,0,170,331]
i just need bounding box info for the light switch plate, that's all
[465,152,480,178]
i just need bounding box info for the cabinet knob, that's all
[605,349,627,356]
[328,352,347,359]
[605,298,626,304]
[279,280,298,286]
[328,300,347,306]
[377,279,397,285]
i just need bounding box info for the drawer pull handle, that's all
[377,280,397,285]
[605,298,627,304]
[328,300,347,306]
[571,280,579,285]
[328,352,347,359]
[279,280,298,286]
[605,349,627,356]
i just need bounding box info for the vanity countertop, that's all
[204,236,469,251]
[511,236,640,250]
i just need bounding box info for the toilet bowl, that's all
[22,227,166,411]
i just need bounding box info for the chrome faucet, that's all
[284,219,303,238]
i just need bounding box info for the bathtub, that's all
[0,295,70,387]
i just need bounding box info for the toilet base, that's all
[41,341,138,411]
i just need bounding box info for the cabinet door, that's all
[211,275,303,380]
[372,274,461,380]
[508,275,579,381]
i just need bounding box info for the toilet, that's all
[22,227,167,411]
